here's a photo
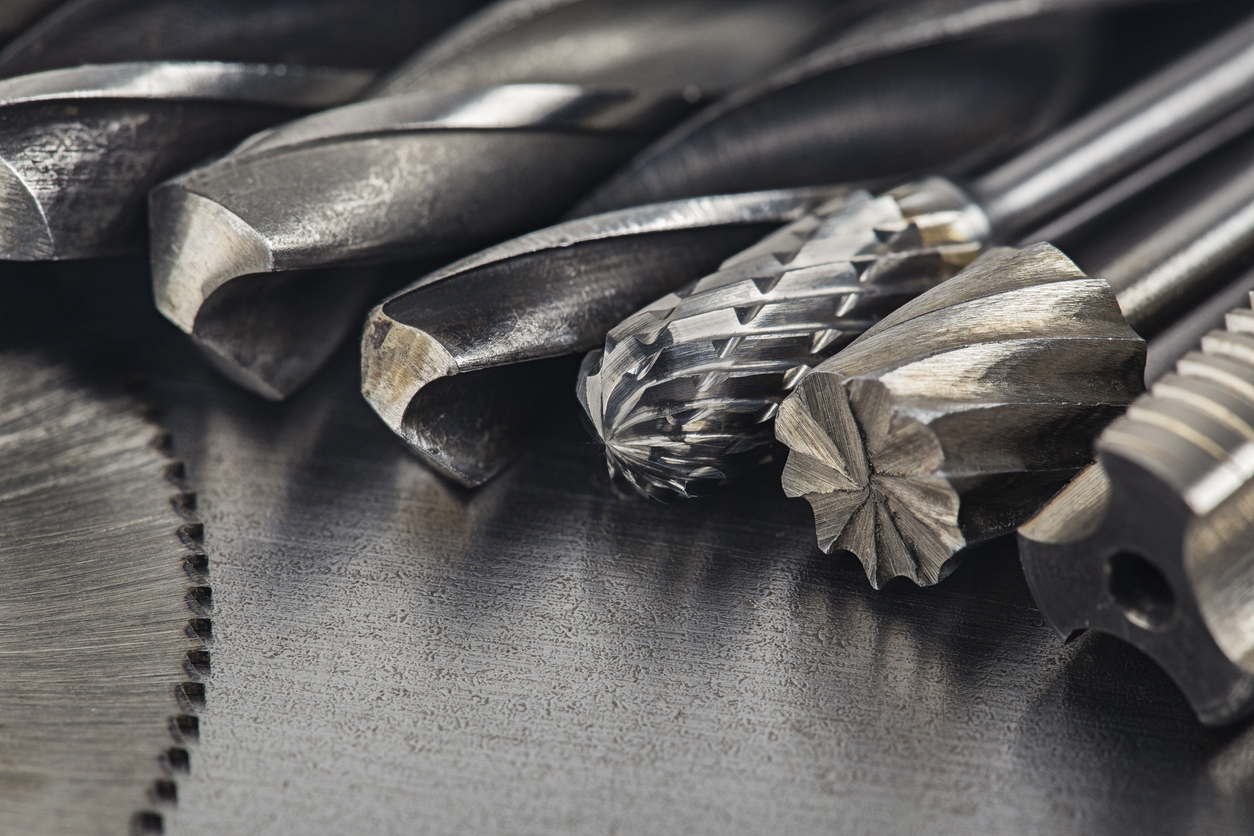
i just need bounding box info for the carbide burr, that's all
[151,0,852,400]
[778,129,1254,590]
[580,13,1254,502]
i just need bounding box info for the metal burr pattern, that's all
[579,13,1254,502]
[775,244,1144,587]
[577,178,990,499]
[1019,295,1254,725]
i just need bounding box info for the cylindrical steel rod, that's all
[973,14,1254,238]
[1105,158,1254,332]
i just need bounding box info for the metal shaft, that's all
[1106,157,1254,332]
[972,13,1254,237]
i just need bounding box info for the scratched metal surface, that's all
[7,250,1254,834]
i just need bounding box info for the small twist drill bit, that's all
[577,179,987,499]
[580,13,1254,501]
[1020,293,1254,726]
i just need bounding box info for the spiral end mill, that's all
[779,243,1146,588]
[1020,294,1254,725]
[577,177,990,500]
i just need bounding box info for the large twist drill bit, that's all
[778,123,1254,590]
[0,0,479,261]
[361,187,845,486]
[580,13,1254,501]
[150,0,853,400]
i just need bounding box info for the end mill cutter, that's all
[1019,291,1254,727]
[580,13,1254,501]
[777,124,1254,590]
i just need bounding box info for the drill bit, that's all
[361,186,845,486]
[1019,291,1254,726]
[779,122,1254,589]
[580,13,1254,501]
[0,352,212,836]
[0,0,483,260]
[150,0,852,401]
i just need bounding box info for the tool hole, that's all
[1107,551,1175,630]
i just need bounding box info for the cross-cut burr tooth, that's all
[1020,292,1254,726]
[579,177,990,500]
[779,243,1145,588]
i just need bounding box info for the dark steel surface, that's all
[10,260,1254,834]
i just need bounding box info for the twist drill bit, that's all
[151,0,851,400]
[0,0,480,261]
[361,187,845,486]
[580,13,1254,501]
[779,126,1254,590]
[1019,293,1254,726]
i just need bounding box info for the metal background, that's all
[7,259,1254,835]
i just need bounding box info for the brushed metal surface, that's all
[0,350,209,836]
[12,263,1254,834]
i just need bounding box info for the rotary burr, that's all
[778,128,1254,589]
[579,13,1254,501]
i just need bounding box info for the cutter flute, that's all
[777,129,1254,590]
[580,13,1254,501]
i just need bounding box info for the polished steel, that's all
[361,187,844,485]
[777,244,1143,587]
[575,0,1159,214]
[780,140,1254,589]
[583,13,1254,501]
[152,0,844,400]
[0,0,490,260]
[0,351,210,836]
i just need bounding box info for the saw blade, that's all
[0,351,210,836]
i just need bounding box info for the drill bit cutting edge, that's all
[580,13,1254,502]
